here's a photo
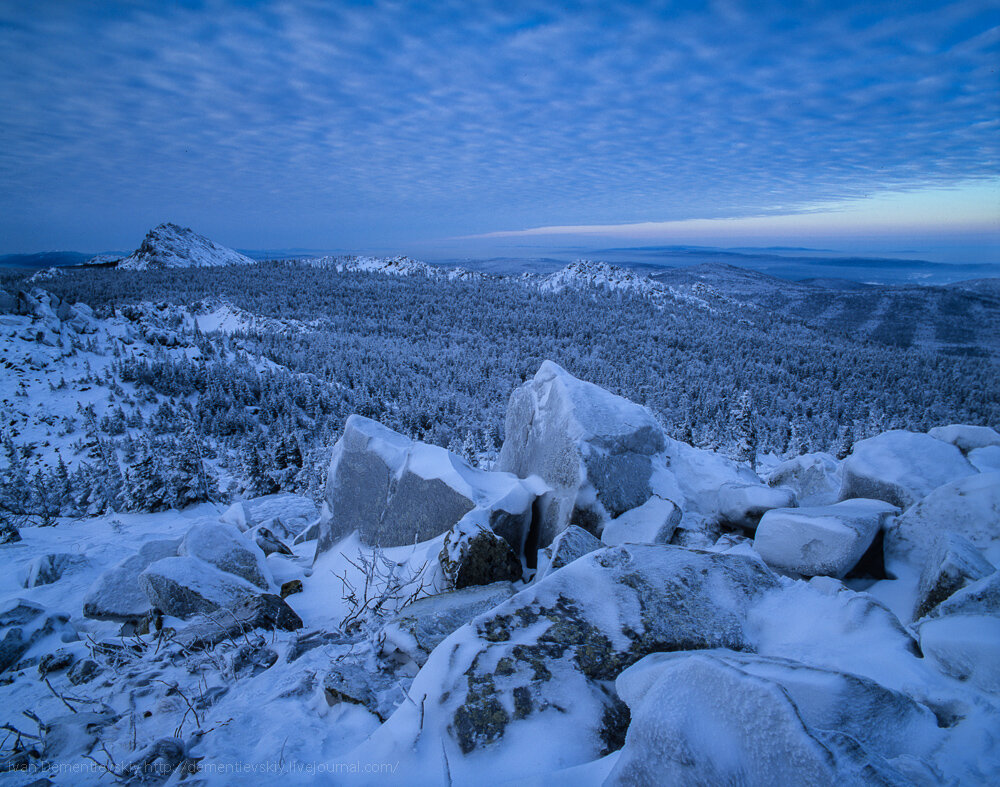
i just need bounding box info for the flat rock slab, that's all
[138,556,263,619]
[83,539,180,622]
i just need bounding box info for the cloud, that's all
[0,0,996,251]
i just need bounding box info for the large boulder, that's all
[839,430,977,510]
[318,415,540,555]
[716,482,797,530]
[969,445,1000,474]
[82,539,180,622]
[498,361,669,545]
[601,495,681,546]
[379,582,516,668]
[753,499,899,578]
[348,544,779,781]
[884,472,1000,568]
[178,522,274,590]
[607,651,937,786]
[138,556,264,619]
[767,452,842,506]
[912,533,994,620]
[928,424,1000,454]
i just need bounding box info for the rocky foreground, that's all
[1,361,999,785]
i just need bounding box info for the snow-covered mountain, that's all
[114,223,256,270]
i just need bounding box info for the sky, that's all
[0,0,998,262]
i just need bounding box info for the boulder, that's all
[767,452,842,506]
[840,430,976,510]
[884,472,1000,568]
[318,415,540,555]
[969,445,1000,474]
[753,499,899,578]
[607,651,932,786]
[178,522,273,590]
[380,582,516,668]
[349,545,779,780]
[171,593,302,651]
[251,525,293,557]
[138,556,263,619]
[83,539,180,622]
[918,615,1000,694]
[716,482,797,530]
[601,495,681,546]
[0,600,77,673]
[498,361,668,545]
[323,660,407,722]
[22,553,88,588]
[439,513,522,589]
[913,533,994,620]
[219,493,318,534]
[928,424,1000,453]
[537,525,603,580]
[926,571,1000,619]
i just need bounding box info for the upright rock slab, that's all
[912,533,994,620]
[318,416,540,556]
[498,361,668,545]
[840,430,976,510]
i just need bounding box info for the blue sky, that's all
[0,0,997,260]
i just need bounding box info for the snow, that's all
[116,223,256,270]
[968,445,1000,474]
[918,614,1000,694]
[600,495,680,545]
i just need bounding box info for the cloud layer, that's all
[1,0,997,251]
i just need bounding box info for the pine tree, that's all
[730,391,758,470]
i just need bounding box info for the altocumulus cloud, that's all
[0,0,996,251]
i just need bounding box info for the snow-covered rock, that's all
[171,593,303,651]
[608,651,934,785]
[438,513,522,589]
[499,361,668,545]
[178,522,274,590]
[379,582,516,668]
[918,615,1000,694]
[884,472,1000,568]
[539,260,662,300]
[600,495,681,546]
[716,481,797,530]
[969,445,1000,473]
[318,415,539,555]
[767,451,842,506]
[928,424,1000,453]
[913,533,994,620]
[753,499,899,578]
[116,223,256,270]
[219,493,318,534]
[82,538,180,622]
[349,545,779,779]
[839,430,977,510]
[22,552,88,588]
[537,524,604,580]
[0,599,77,672]
[137,556,264,619]
[926,570,1000,619]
